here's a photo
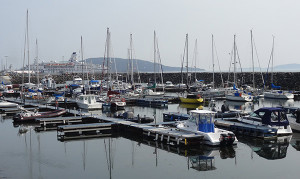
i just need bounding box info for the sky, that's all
[0,0,300,71]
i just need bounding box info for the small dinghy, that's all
[13,108,66,122]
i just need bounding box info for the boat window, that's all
[258,112,265,117]
[279,112,288,122]
[271,111,279,122]
[250,112,260,118]
[189,115,197,122]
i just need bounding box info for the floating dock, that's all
[57,122,115,141]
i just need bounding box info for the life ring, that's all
[121,98,126,102]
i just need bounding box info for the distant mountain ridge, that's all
[233,63,300,72]
[86,57,205,73]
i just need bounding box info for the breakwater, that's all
[9,72,300,90]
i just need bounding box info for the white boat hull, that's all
[226,94,253,102]
[264,91,294,99]
[288,115,300,132]
[238,117,293,135]
[177,123,237,146]
[77,102,102,110]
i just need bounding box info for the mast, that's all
[108,30,111,85]
[212,34,215,89]
[26,10,30,87]
[36,39,39,88]
[194,39,197,83]
[186,34,189,86]
[251,30,255,89]
[271,36,275,84]
[154,31,156,91]
[233,35,237,86]
[81,36,84,87]
[130,34,134,86]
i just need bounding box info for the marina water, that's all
[0,96,300,179]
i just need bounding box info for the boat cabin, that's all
[78,94,97,104]
[189,110,216,133]
[248,107,289,126]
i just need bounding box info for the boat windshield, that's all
[189,113,214,124]
[250,112,264,118]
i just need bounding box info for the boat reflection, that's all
[189,146,235,171]
[225,101,254,111]
[121,130,235,171]
[261,98,294,108]
[238,135,292,160]
[179,103,203,111]
[290,133,300,151]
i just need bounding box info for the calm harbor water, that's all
[1,97,300,179]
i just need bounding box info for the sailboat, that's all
[263,36,294,99]
[179,34,204,103]
[199,35,226,98]
[225,35,253,102]
[76,36,103,110]
[144,31,164,98]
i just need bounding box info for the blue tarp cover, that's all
[271,83,281,89]
[28,89,36,92]
[70,84,80,87]
[90,80,99,83]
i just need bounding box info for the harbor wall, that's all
[9,72,300,90]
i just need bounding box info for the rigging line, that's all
[130,35,142,84]
[235,44,243,73]
[252,35,265,85]
[227,44,234,85]
[213,38,224,87]
[108,34,118,80]
[266,36,275,84]
[156,38,164,85]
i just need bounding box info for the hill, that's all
[86,57,205,73]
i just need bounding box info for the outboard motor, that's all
[220,133,236,145]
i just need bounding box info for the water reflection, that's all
[238,135,292,160]
[189,146,235,171]
[290,133,300,151]
[261,98,294,108]
[179,103,203,111]
[122,130,236,172]
[224,101,254,111]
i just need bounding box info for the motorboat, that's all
[143,89,164,98]
[110,97,126,110]
[176,109,237,146]
[180,94,203,104]
[165,81,175,88]
[13,108,66,122]
[237,107,292,135]
[226,90,253,102]
[286,108,300,132]
[0,100,19,108]
[76,94,102,110]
